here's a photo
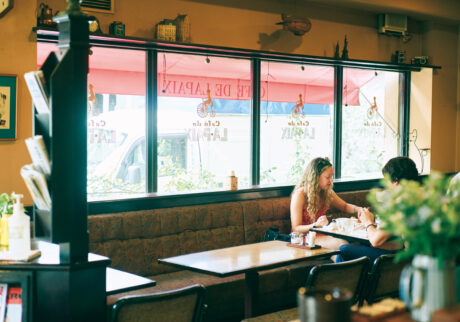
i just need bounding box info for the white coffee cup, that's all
[307,231,316,247]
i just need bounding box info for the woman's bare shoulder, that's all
[292,187,306,198]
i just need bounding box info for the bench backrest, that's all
[88,190,370,276]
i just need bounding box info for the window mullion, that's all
[333,66,343,179]
[251,58,261,185]
[399,71,411,156]
[147,50,158,192]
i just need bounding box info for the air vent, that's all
[378,14,407,36]
[81,0,114,13]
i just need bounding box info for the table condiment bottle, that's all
[226,171,238,190]
[0,214,9,252]
[8,193,30,257]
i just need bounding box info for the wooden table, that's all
[311,227,371,245]
[30,240,156,296]
[158,240,339,318]
[106,267,156,295]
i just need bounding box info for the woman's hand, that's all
[358,208,374,226]
[315,215,328,227]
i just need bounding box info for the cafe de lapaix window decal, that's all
[282,93,312,141]
[197,88,215,118]
[189,86,228,142]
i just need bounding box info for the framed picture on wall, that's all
[0,74,17,140]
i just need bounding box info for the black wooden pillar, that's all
[50,3,90,263]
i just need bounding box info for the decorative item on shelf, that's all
[175,14,190,42]
[368,173,460,322]
[393,50,406,64]
[341,35,349,59]
[333,41,340,59]
[411,56,429,65]
[109,21,125,36]
[37,3,57,28]
[89,16,102,34]
[276,13,311,36]
[156,19,176,42]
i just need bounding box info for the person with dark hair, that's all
[336,156,419,263]
[290,157,365,250]
[382,156,419,183]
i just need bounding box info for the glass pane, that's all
[86,48,146,199]
[38,44,147,200]
[260,62,334,186]
[157,53,251,193]
[341,68,400,179]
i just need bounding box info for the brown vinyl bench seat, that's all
[90,190,370,321]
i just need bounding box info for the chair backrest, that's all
[306,256,371,305]
[363,254,411,305]
[111,284,206,322]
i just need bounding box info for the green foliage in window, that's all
[287,116,312,184]
[165,167,219,192]
[261,166,278,184]
[342,105,387,177]
[87,173,144,197]
[159,155,218,192]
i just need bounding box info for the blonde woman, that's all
[290,157,364,249]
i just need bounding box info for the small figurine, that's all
[333,41,340,59]
[175,14,191,42]
[156,19,176,42]
[109,21,125,36]
[341,35,349,59]
[393,50,406,64]
[276,14,312,36]
[37,3,57,28]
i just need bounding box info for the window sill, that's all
[88,178,383,215]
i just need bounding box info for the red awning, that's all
[38,43,376,105]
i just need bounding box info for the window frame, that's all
[36,29,425,214]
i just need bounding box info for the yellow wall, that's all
[1,0,458,205]
[0,1,36,204]
[457,25,460,170]
[421,22,459,172]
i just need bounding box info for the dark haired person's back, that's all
[336,157,418,263]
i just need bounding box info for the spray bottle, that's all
[8,193,30,257]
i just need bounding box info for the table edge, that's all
[311,228,371,245]
[158,249,339,277]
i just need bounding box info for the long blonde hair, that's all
[294,157,333,222]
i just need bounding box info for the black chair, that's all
[361,254,411,305]
[306,256,371,305]
[111,284,207,322]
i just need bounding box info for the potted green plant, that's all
[0,192,14,216]
[367,172,460,322]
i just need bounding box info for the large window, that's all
[37,37,419,202]
[260,62,334,186]
[157,53,251,193]
[38,43,147,200]
[341,68,400,179]
[86,48,147,199]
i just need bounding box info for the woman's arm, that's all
[330,191,363,215]
[290,188,315,233]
